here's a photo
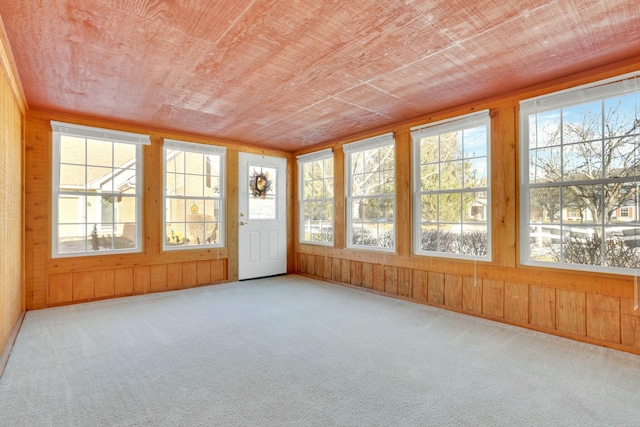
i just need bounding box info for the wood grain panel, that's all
[529,285,556,329]
[462,276,482,313]
[196,260,211,285]
[333,149,345,250]
[182,262,197,287]
[412,269,428,301]
[341,259,351,284]
[211,259,226,282]
[150,265,167,292]
[226,150,239,281]
[586,294,620,344]
[398,267,411,297]
[444,274,463,309]
[49,273,73,305]
[385,266,398,295]
[372,264,385,292]
[331,258,341,282]
[94,269,115,298]
[72,271,95,301]
[504,282,528,324]
[114,268,133,295]
[482,279,504,318]
[350,261,362,287]
[133,266,150,295]
[428,272,444,305]
[395,131,411,257]
[621,299,640,349]
[314,255,324,278]
[556,289,586,336]
[361,262,373,289]
[167,263,183,290]
[323,256,332,280]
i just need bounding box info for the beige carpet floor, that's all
[1,274,640,426]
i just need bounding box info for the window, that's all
[344,133,395,251]
[52,121,149,257]
[164,139,226,250]
[520,72,640,274]
[411,111,491,260]
[297,149,334,245]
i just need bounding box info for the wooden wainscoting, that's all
[296,251,640,355]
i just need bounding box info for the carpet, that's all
[1,274,640,426]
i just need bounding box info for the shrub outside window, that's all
[411,111,491,260]
[297,149,334,245]
[344,133,396,251]
[520,72,640,274]
[51,121,149,257]
[164,139,226,250]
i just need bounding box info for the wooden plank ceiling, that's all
[1,0,639,151]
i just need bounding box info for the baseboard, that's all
[0,311,26,379]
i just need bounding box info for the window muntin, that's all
[344,133,395,251]
[164,139,226,250]
[411,111,491,260]
[297,149,334,245]
[52,122,149,257]
[520,72,640,274]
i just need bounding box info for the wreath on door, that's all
[249,169,272,199]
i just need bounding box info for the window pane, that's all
[562,101,602,144]
[440,161,463,190]
[185,174,204,197]
[419,136,439,164]
[60,136,85,164]
[463,127,487,158]
[59,164,86,190]
[561,226,603,267]
[439,193,461,223]
[562,141,602,180]
[464,158,488,188]
[58,224,87,254]
[185,152,203,174]
[86,139,114,167]
[529,187,560,223]
[530,109,561,149]
[530,147,561,183]
[420,194,437,222]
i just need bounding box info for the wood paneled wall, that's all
[24,111,293,310]
[294,59,640,355]
[0,20,25,360]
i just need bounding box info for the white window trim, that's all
[519,72,640,275]
[411,110,492,261]
[344,133,396,252]
[51,121,150,258]
[297,149,334,246]
[162,139,226,251]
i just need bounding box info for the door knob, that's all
[240,221,248,225]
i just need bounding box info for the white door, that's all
[238,153,287,280]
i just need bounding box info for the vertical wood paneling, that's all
[134,266,150,295]
[398,267,411,297]
[556,289,586,336]
[587,294,620,344]
[504,282,528,324]
[482,279,504,318]
[72,271,95,301]
[462,276,482,313]
[372,264,385,292]
[114,268,133,295]
[182,262,197,287]
[167,263,183,290]
[331,258,341,282]
[144,139,162,256]
[211,259,226,282]
[94,269,115,298]
[384,266,398,295]
[350,261,362,286]
[444,274,463,309]
[150,265,167,292]
[491,108,517,268]
[428,272,444,304]
[412,269,428,301]
[49,273,73,304]
[361,262,373,289]
[314,255,323,278]
[341,259,351,284]
[621,299,640,349]
[197,260,211,285]
[395,131,411,257]
[323,256,332,280]
[529,285,556,329]
[333,149,345,250]
[227,150,239,281]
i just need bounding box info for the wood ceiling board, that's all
[1,0,639,150]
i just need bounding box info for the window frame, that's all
[344,133,396,252]
[163,139,226,251]
[411,110,492,261]
[51,121,150,258]
[519,71,640,275]
[297,148,334,246]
